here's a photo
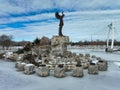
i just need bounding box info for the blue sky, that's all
[0,0,120,41]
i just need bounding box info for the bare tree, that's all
[33,37,40,46]
[0,34,13,50]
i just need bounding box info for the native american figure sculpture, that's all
[55,12,65,36]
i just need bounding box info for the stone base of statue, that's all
[51,35,69,56]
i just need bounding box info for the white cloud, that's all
[1,0,120,41]
[0,0,25,16]
[0,0,120,16]
[1,10,120,42]
[0,12,55,25]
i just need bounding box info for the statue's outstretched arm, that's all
[62,12,65,17]
[55,12,60,19]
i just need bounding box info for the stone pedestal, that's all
[72,65,84,77]
[24,64,35,75]
[15,62,26,71]
[51,35,69,55]
[54,64,65,78]
[88,63,98,75]
[97,60,108,71]
[36,65,49,77]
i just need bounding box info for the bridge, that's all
[105,22,120,52]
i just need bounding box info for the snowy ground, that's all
[0,49,120,90]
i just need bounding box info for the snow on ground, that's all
[0,49,120,90]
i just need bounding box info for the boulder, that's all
[63,51,72,58]
[40,36,51,45]
[24,64,35,75]
[88,63,98,75]
[97,60,108,71]
[79,53,84,58]
[35,57,42,64]
[17,54,24,61]
[91,55,96,58]
[42,57,50,64]
[96,57,102,60]
[72,53,77,57]
[0,53,4,59]
[15,61,21,68]
[15,62,26,71]
[85,53,90,57]
[72,65,84,77]
[64,64,74,71]
[8,53,18,61]
[82,62,89,69]
[54,64,65,78]
[36,65,49,77]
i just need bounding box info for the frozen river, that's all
[0,49,120,90]
[68,48,120,61]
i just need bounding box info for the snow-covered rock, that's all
[8,53,18,61]
[35,57,42,64]
[4,52,13,59]
[15,62,26,71]
[24,64,35,75]
[17,54,24,61]
[15,61,21,68]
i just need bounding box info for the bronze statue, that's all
[55,12,65,36]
